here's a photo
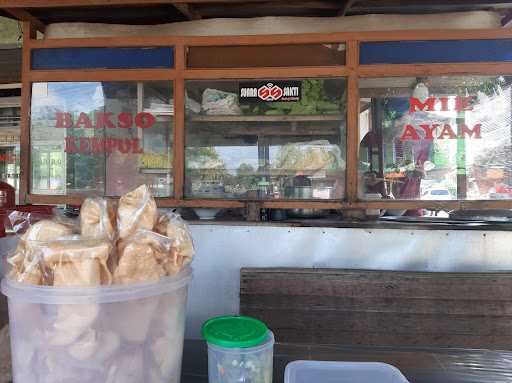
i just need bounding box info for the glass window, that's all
[187,43,346,68]
[30,81,173,197]
[358,75,512,202]
[185,78,346,200]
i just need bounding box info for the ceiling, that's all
[1,0,512,30]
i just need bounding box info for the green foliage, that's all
[0,17,21,45]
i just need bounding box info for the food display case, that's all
[13,20,512,220]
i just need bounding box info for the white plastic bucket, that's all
[2,266,192,383]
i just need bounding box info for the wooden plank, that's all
[244,309,512,336]
[19,21,35,205]
[241,271,512,300]
[25,194,512,210]
[3,8,45,32]
[187,44,346,68]
[27,28,512,49]
[241,294,512,316]
[27,194,246,208]
[190,115,343,122]
[194,1,339,17]
[173,3,201,20]
[0,48,21,84]
[28,69,176,82]
[173,44,185,200]
[272,328,512,349]
[240,268,512,349]
[0,0,313,6]
[183,67,348,79]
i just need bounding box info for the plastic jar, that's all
[202,316,274,383]
[2,266,192,383]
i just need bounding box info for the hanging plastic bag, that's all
[201,88,241,115]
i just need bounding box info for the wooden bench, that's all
[240,268,512,349]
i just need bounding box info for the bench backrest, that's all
[240,268,512,349]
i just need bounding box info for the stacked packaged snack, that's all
[6,184,195,287]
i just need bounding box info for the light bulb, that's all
[412,82,429,100]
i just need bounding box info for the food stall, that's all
[3,1,512,382]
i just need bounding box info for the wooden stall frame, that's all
[20,23,512,212]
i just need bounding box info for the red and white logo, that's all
[257,83,284,101]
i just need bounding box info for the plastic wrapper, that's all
[8,237,113,287]
[117,185,157,240]
[36,237,113,286]
[114,229,189,284]
[80,197,116,240]
[201,88,241,115]
[275,140,343,171]
[6,218,78,286]
[155,212,195,273]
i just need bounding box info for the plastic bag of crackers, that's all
[6,184,195,287]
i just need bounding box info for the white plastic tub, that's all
[285,361,410,383]
[2,266,192,383]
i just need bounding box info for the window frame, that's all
[19,21,512,212]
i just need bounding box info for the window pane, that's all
[185,78,346,200]
[358,76,512,201]
[30,81,173,197]
[32,47,174,70]
[360,40,512,65]
[187,44,346,68]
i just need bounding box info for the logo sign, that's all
[239,81,301,103]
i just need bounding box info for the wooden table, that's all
[181,340,512,383]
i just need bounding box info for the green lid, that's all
[201,316,268,348]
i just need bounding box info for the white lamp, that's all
[412,82,429,100]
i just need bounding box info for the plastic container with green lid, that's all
[202,316,274,383]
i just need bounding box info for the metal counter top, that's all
[188,216,512,232]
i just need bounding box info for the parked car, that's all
[422,187,453,200]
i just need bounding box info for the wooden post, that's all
[346,40,360,203]
[19,21,36,205]
[173,44,185,199]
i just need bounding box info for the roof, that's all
[1,1,512,31]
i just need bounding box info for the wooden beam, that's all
[173,44,185,200]
[0,0,310,7]
[349,0,512,13]
[3,8,45,32]
[338,0,356,16]
[19,21,35,205]
[173,3,201,20]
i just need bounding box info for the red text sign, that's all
[55,112,156,154]
[400,96,482,141]
[55,112,156,130]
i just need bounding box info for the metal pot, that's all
[285,186,331,218]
